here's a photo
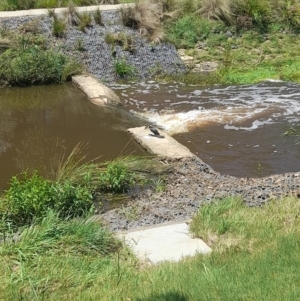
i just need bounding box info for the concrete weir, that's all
[72,75,121,106]
[127,126,196,159]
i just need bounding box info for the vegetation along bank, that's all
[2,0,300,86]
[1,1,300,299]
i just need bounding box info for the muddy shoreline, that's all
[100,156,300,231]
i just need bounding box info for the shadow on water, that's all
[0,82,146,190]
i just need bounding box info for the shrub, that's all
[166,15,215,48]
[0,46,82,86]
[2,171,53,226]
[232,0,271,30]
[1,171,94,227]
[15,32,48,49]
[51,180,93,217]
[100,160,134,193]
[280,0,300,30]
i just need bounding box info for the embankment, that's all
[0,4,186,84]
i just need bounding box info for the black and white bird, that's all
[145,125,165,138]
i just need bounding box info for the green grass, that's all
[1,196,300,300]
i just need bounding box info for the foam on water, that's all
[114,81,300,135]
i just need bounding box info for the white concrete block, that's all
[118,222,211,264]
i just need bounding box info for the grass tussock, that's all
[121,0,172,43]
[198,0,233,24]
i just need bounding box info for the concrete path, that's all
[127,126,196,159]
[0,3,133,18]
[117,221,211,264]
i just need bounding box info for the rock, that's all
[191,61,219,73]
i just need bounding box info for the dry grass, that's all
[52,141,100,185]
[64,2,81,26]
[121,0,179,43]
[198,0,234,24]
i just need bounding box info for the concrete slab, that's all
[72,75,121,106]
[118,222,211,264]
[127,126,195,159]
[0,4,134,18]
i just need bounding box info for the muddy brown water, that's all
[2,80,300,190]
[0,82,145,190]
[113,80,300,178]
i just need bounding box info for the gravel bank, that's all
[0,9,186,83]
[100,156,300,231]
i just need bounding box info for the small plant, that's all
[78,11,92,32]
[257,163,263,177]
[151,176,166,192]
[47,8,56,18]
[118,203,139,221]
[282,123,300,145]
[114,57,135,78]
[61,58,84,81]
[19,18,44,34]
[52,17,67,38]
[1,170,95,227]
[94,8,104,25]
[105,32,117,45]
[2,171,53,226]
[100,160,134,193]
[105,32,134,52]
[74,38,86,51]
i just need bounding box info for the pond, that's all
[0,82,145,190]
[113,80,300,178]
